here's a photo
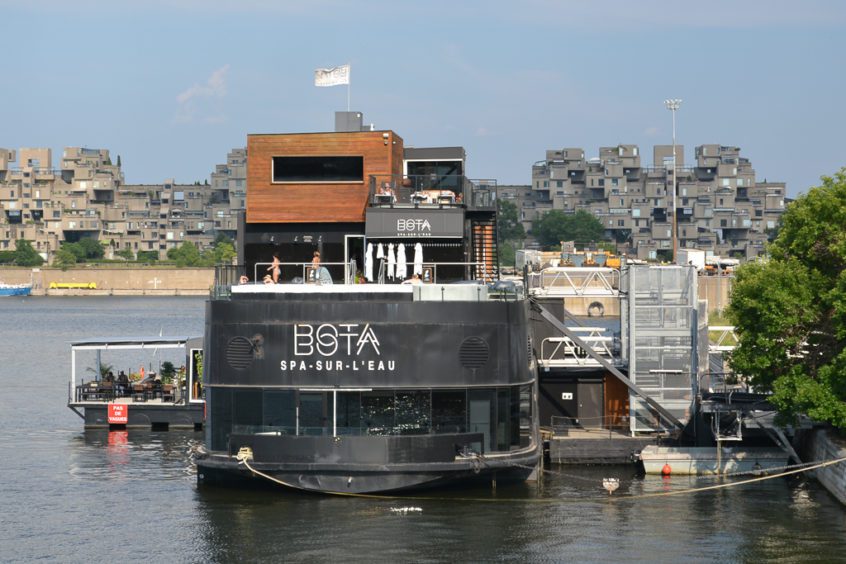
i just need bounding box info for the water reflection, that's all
[68,429,203,482]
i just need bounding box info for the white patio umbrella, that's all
[365,242,374,282]
[387,243,396,280]
[396,243,407,280]
[413,242,423,275]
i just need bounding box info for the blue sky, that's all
[4,0,845,197]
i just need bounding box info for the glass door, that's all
[297,392,328,436]
[344,234,365,283]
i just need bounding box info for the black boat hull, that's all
[196,446,540,494]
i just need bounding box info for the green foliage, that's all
[86,361,114,379]
[532,209,605,249]
[497,200,525,243]
[77,238,105,259]
[116,248,134,260]
[194,350,204,383]
[54,246,78,269]
[160,361,176,384]
[59,238,105,263]
[0,251,15,264]
[210,240,236,264]
[727,168,846,427]
[167,239,235,267]
[167,241,204,266]
[13,240,44,266]
[136,250,159,262]
[500,240,516,267]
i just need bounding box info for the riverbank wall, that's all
[0,266,214,296]
[805,428,846,506]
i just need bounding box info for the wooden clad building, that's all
[236,115,498,285]
[246,131,404,224]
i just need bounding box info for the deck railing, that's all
[212,262,524,300]
[367,174,496,210]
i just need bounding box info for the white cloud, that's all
[175,65,230,123]
[644,126,660,137]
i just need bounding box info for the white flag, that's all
[314,65,350,87]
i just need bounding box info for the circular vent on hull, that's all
[459,337,489,369]
[226,336,254,370]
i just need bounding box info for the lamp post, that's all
[664,98,682,263]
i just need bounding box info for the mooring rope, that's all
[233,446,846,504]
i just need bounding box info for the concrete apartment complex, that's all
[2,140,784,264]
[502,144,786,260]
[0,147,245,263]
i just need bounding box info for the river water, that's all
[2,296,845,563]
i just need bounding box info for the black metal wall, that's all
[205,297,531,389]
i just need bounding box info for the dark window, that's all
[395,390,431,435]
[209,387,233,451]
[335,391,362,435]
[469,389,496,452]
[361,391,394,435]
[298,392,328,435]
[263,390,295,430]
[432,390,466,434]
[272,156,363,183]
[497,388,511,451]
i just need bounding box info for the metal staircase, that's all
[470,217,499,282]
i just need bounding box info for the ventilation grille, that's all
[226,336,254,370]
[459,337,490,369]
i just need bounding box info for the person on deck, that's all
[267,253,281,283]
[311,251,321,282]
[117,371,129,396]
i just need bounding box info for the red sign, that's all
[108,403,128,424]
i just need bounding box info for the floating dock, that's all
[67,336,204,430]
[548,429,655,464]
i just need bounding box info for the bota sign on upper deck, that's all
[365,208,463,238]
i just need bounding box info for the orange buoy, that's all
[661,463,672,476]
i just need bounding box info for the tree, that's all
[13,240,44,266]
[77,237,105,260]
[497,200,525,243]
[116,248,134,260]
[500,240,516,267]
[727,168,846,427]
[532,209,605,249]
[167,241,204,267]
[160,361,176,384]
[137,250,159,263]
[54,246,78,269]
[209,240,236,264]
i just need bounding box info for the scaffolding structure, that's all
[622,266,706,432]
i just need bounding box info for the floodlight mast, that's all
[664,98,682,263]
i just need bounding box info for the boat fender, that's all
[661,463,672,476]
